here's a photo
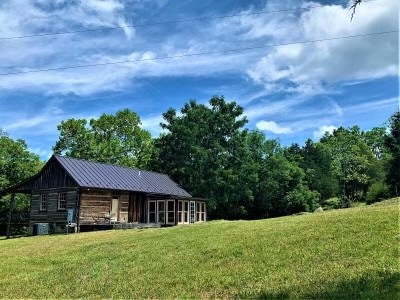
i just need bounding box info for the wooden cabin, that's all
[7,155,206,233]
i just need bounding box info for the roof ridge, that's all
[54,154,169,177]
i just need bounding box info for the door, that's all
[111,196,120,222]
[148,200,156,223]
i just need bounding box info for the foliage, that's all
[366,182,391,204]
[0,130,43,234]
[322,197,341,210]
[154,96,250,219]
[384,111,400,196]
[320,126,377,202]
[53,109,153,169]
[0,200,398,298]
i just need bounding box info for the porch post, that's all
[6,192,15,239]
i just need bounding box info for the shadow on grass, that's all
[244,271,400,299]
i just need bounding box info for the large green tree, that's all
[53,109,153,169]
[385,111,400,196]
[0,129,43,234]
[320,126,377,204]
[154,96,250,218]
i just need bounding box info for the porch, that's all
[79,189,207,227]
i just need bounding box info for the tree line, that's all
[1,97,399,225]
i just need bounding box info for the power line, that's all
[0,29,396,76]
[0,0,374,41]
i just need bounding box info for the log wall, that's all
[30,188,78,233]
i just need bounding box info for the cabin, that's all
[7,155,207,234]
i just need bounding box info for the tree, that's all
[300,139,339,201]
[0,130,43,234]
[384,111,400,196]
[320,126,377,204]
[154,96,250,219]
[53,109,153,169]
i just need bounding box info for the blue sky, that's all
[0,0,398,159]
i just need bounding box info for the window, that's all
[40,194,47,211]
[158,201,165,223]
[58,192,66,210]
[167,200,175,224]
[178,200,183,223]
[184,201,189,224]
[148,201,156,223]
[201,202,206,222]
[196,202,201,222]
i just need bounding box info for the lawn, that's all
[0,198,398,299]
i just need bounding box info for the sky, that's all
[0,0,398,160]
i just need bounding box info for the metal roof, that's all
[54,155,192,198]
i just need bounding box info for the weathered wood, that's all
[30,189,78,232]
[13,159,77,192]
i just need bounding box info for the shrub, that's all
[284,185,320,214]
[366,182,390,204]
[322,197,341,210]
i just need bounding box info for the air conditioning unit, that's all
[33,223,49,236]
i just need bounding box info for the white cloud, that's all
[247,0,399,93]
[313,125,337,139]
[3,116,49,131]
[0,0,397,98]
[256,120,292,134]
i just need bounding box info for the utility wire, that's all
[0,29,396,76]
[0,0,375,41]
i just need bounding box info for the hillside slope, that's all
[0,199,398,299]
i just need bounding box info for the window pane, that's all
[149,201,156,212]
[168,212,174,223]
[158,212,165,223]
[149,212,156,223]
[168,201,174,211]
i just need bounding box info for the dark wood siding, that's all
[30,188,78,233]
[14,159,77,192]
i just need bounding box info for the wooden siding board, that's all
[30,189,78,230]
[14,159,77,192]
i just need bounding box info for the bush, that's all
[284,185,320,214]
[322,197,341,210]
[366,182,390,204]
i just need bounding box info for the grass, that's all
[0,198,398,299]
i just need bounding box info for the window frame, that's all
[57,192,67,210]
[39,194,47,211]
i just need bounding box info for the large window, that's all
[184,201,189,224]
[178,200,183,223]
[158,201,165,223]
[40,194,47,211]
[148,201,156,223]
[167,200,175,224]
[57,192,66,210]
[201,202,206,221]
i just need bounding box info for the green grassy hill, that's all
[0,199,398,299]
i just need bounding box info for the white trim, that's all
[189,201,196,224]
